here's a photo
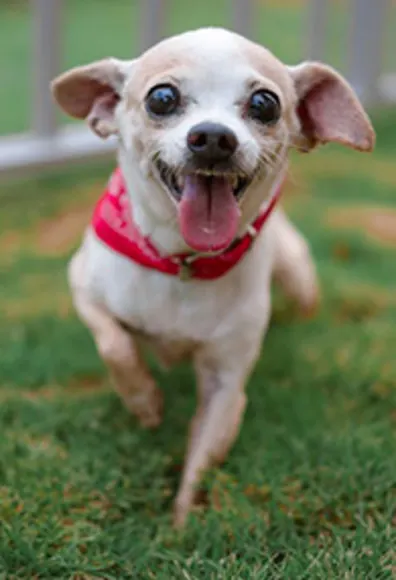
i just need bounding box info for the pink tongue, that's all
[178,174,240,252]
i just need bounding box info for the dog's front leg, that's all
[69,254,163,428]
[174,338,262,527]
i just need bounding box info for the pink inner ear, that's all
[297,77,373,151]
[57,78,113,119]
[87,92,120,133]
[298,79,345,145]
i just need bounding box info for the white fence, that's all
[0,0,392,178]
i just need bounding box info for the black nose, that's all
[187,122,238,162]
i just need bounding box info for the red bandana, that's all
[92,168,282,281]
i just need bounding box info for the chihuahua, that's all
[51,27,374,527]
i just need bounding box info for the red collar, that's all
[92,168,282,281]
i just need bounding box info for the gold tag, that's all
[179,260,193,281]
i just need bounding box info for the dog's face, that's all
[52,28,374,253]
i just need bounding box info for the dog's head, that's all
[52,28,374,253]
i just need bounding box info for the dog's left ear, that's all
[51,58,133,138]
[289,62,375,152]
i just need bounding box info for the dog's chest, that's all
[84,230,273,343]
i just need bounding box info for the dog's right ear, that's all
[51,58,133,138]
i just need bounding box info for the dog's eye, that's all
[145,84,180,117]
[247,90,281,125]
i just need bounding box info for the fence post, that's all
[348,0,388,104]
[231,0,254,39]
[32,0,62,137]
[306,0,327,61]
[139,0,166,52]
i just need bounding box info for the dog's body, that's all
[71,184,312,364]
[52,28,374,526]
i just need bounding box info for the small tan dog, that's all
[52,27,374,527]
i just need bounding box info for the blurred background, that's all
[1,0,395,170]
[2,1,396,576]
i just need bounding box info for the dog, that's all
[51,27,374,527]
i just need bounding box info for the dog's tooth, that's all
[177,174,185,189]
[227,174,238,188]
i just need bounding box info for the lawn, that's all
[2,2,396,579]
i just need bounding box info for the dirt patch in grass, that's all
[5,294,72,320]
[0,183,101,261]
[327,205,396,247]
[4,271,72,319]
[35,205,92,257]
[0,230,23,255]
[0,378,108,404]
[0,232,26,267]
[297,152,396,189]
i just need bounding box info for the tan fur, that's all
[125,49,193,106]
[52,27,374,527]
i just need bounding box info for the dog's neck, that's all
[118,150,287,256]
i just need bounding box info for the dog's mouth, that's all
[154,159,253,253]
[155,159,250,202]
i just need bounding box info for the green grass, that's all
[2,2,396,578]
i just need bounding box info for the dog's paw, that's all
[173,482,202,529]
[298,284,320,319]
[124,387,164,429]
[173,496,190,529]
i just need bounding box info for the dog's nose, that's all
[187,122,238,161]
